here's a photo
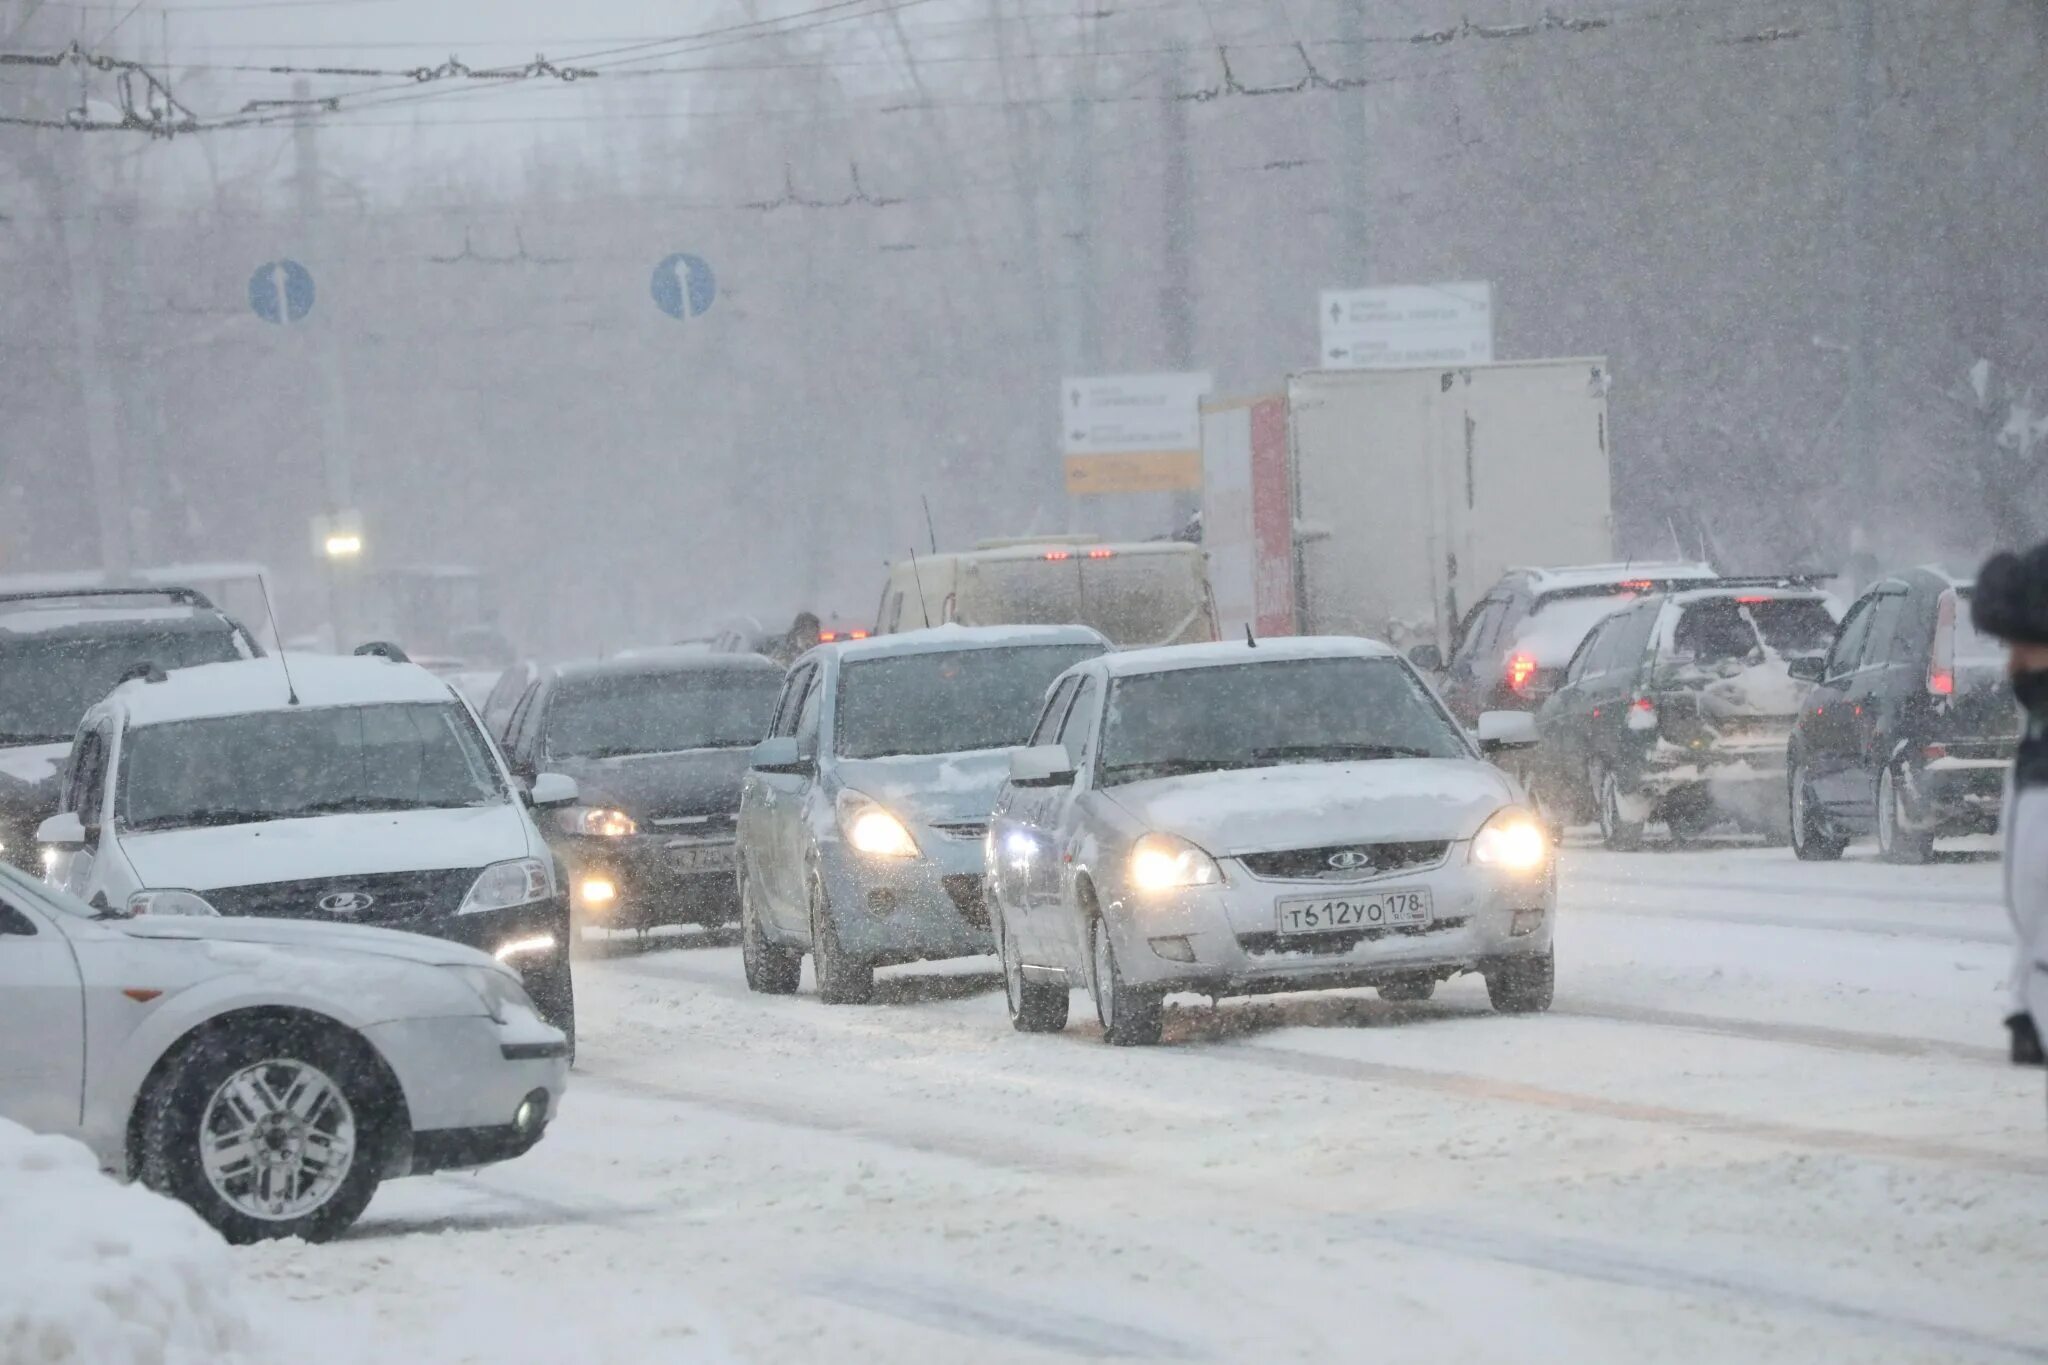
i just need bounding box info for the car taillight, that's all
[1929,590,1958,697]
[1043,550,1071,561]
[1626,696,1658,731]
[1087,548,1115,559]
[1737,595,1771,605]
[1506,653,1538,693]
[1924,743,1948,761]
[1619,580,1653,591]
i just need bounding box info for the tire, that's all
[809,868,874,1005]
[1597,768,1645,852]
[740,872,801,995]
[1876,764,1934,864]
[1377,974,1437,1004]
[140,1021,388,1244]
[1789,760,1847,861]
[1090,913,1162,1046]
[1000,909,1069,1033]
[1485,950,1555,1014]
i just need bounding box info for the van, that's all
[873,540,1215,649]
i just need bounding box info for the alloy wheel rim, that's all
[200,1059,356,1222]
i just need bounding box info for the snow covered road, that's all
[244,842,2048,1364]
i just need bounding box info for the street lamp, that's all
[322,531,363,560]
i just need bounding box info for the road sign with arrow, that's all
[1060,372,1212,495]
[1319,282,1492,369]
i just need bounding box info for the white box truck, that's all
[1281,359,1614,654]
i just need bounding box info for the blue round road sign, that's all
[650,253,716,320]
[249,260,315,324]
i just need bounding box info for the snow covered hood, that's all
[121,804,532,893]
[1104,759,1517,854]
[118,911,499,970]
[837,749,1013,825]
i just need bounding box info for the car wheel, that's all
[1000,908,1069,1033]
[1789,760,1847,861]
[740,872,802,995]
[140,1022,388,1245]
[1876,764,1934,864]
[1089,913,1162,1046]
[1484,950,1555,1014]
[1597,768,1645,852]
[809,867,874,1005]
[1377,974,1437,1003]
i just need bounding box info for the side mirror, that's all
[1476,711,1540,754]
[750,736,815,776]
[1009,745,1077,788]
[528,772,579,807]
[1407,643,1445,674]
[36,812,91,850]
[1786,655,1826,684]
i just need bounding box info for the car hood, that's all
[117,912,501,970]
[548,747,752,819]
[836,749,1013,825]
[121,805,535,893]
[0,741,70,819]
[1103,759,1516,853]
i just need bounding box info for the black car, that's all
[0,587,258,871]
[498,650,783,932]
[1531,582,1839,847]
[1433,562,1722,726]
[1786,568,2017,862]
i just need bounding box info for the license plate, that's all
[667,841,736,874]
[1275,888,1433,935]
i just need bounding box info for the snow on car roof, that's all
[110,654,456,727]
[1517,562,1719,594]
[1099,635,1398,678]
[821,623,1110,663]
[0,604,221,637]
[961,540,1201,563]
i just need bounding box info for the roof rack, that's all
[353,640,411,663]
[1693,573,1835,591]
[0,585,216,610]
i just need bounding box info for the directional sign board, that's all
[651,253,717,320]
[1061,371,1211,495]
[249,260,315,325]
[1319,282,1493,369]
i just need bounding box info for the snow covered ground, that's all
[216,839,2045,1364]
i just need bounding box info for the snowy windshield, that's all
[545,670,778,759]
[1099,657,1468,784]
[0,631,244,745]
[959,556,1206,647]
[117,703,504,831]
[836,645,1100,759]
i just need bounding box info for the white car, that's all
[35,650,584,1042]
[987,637,1556,1045]
[0,862,568,1243]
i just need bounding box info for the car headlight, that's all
[458,858,555,915]
[1128,833,1221,894]
[558,805,638,838]
[836,789,920,858]
[447,963,539,1025]
[1471,807,1550,872]
[127,888,220,917]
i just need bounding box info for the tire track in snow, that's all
[1570,900,2010,944]
[1571,868,2001,910]
[802,1270,1206,1360]
[1552,999,2005,1064]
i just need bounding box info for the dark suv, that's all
[1531,581,1838,847]
[1435,563,1722,726]
[0,587,257,870]
[497,650,784,933]
[1786,568,2016,862]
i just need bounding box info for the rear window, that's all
[0,628,247,745]
[1671,597,1836,662]
[957,553,1207,648]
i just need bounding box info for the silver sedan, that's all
[986,637,1556,1045]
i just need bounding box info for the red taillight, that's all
[1506,653,1538,693]
[1736,595,1771,605]
[1087,547,1115,559]
[1924,743,1949,761]
[1626,696,1658,731]
[1043,550,1071,561]
[1619,579,1654,591]
[1930,589,1958,697]
[1631,696,1655,712]
[847,629,869,640]
[1929,670,1954,696]
[819,630,839,642]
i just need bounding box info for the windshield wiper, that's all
[131,807,284,831]
[1252,743,1438,763]
[0,732,68,746]
[294,796,448,814]
[1101,757,1243,783]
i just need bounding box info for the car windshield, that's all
[1098,656,1470,785]
[1672,597,1837,661]
[958,554,1207,647]
[0,629,245,745]
[545,669,780,759]
[836,644,1102,758]
[117,702,505,832]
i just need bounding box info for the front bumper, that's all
[410,897,574,1029]
[818,832,994,967]
[362,1013,568,1176]
[555,833,740,929]
[1098,851,1554,997]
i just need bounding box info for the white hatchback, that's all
[0,863,568,1242]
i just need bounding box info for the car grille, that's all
[942,874,989,928]
[1238,917,1469,957]
[201,867,484,926]
[647,810,738,837]
[929,820,989,842]
[1237,840,1450,883]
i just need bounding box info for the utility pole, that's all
[1336,2,1371,282]
[57,63,130,578]
[293,78,357,642]
[1838,0,1876,564]
[1062,43,1102,534]
[1161,46,1197,529]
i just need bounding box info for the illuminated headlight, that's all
[836,789,920,859]
[1128,833,1221,894]
[448,964,538,1024]
[558,806,638,838]
[127,888,221,917]
[1471,808,1550,872]
[458,858,554,914]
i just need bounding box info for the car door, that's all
[1804,592,1879,811]
[1536,620,1608,810]
[1043,674,1107,974]
[744,662,816,930]
[1841,587,1912,819]
[0,889,86,1136]
[1442,597,1510,723]
[990,674,1081,956]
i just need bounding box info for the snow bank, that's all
[0,1118,256,1365]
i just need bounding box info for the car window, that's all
[503,681,546,761]
[76,724,111,822]
[768,664,813,739]
[793,671,823,751]
[1825,597,1877,679]
[1450,599,1508,669]
[1604,606,1659,683]
[0,899,35,935]
[481,666,529,736]
[1563,626,1600,686]
[1577,620,1617,680]
[1058,676,1101,767]
[1028,676,1081,747]
[885,592,905,634]
[1862,592,1909,668]
[0,627,247,746]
